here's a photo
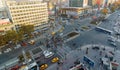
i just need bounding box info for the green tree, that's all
[5,30,23,44]
[19,25,34,38]
[5,30,17,43]
[110,6,116,13]
[0,30,23,47]
[101,8,108,15]
[0,35,6,46]
[18,54,25,63]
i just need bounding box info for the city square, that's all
[0,0,120,70]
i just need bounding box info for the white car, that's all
[110,42,116,47]
[118,14,120,16]
[43,50,54,58]
[14,44,21,49]
[60,33,63,36]
[0,51,2,55]
[4,48,11,53]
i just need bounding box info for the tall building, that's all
[69,0,88,7]
[88,0,93,6]
[5,0,48,30]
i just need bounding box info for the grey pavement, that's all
[46,11,120,70]
[1,9,120,70]
[46,10,120,70]
[0,23,63,69]
[47,44,120,70]
[99,11,120,31]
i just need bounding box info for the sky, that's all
[0,0,3,8]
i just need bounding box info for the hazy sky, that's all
[0,0,3,7]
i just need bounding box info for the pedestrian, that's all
[86,48,89,54]
[99,51,102,56]
[73,43,76,46]
[57,66,59,70]
[64,53,67,60]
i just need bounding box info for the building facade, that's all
[0,19,13,34]
[5,0,48,30]
[69,0,88,7]
[88,0,93,6]
[60,7,92,18]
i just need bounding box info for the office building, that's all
[69,0,88,7]
[88,0,93,6]
[5,0,48,30]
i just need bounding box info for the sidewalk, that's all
[47,44,120,70]
[52,24,63,33]
[0,24,63,70]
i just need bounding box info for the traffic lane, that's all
[99,11,120,30]
[99,18,118,31]
[0,38,44,64]
[0,44,40,64]
[74,18,95,31]
[62,17,93,33]
[0,24,59,65]
[62,25,74,35]
[74,18,91,26]
[62,18,92,35]
[35,53,61,66]
[66,29,114,50]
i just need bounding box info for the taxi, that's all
[51,57,59,63]
[39,64,48,70]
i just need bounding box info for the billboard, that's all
[83,56,95,67]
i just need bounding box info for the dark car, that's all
[92,46,100,50]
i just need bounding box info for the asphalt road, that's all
[99,11,120,31]
[64,10,120,50]
[0,10,120,70]
[46,10,120,70]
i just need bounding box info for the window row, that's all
[12,13,48,18]
[9,2,45,6]
[10,7,47,10]
[13,17,48,22]
[11,10,47,15]
[10,9,47,13]
[10,5,46,9]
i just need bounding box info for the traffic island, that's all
[63,32,80,42]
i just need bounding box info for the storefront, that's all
[59,7,92,18]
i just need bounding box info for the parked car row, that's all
[0,44,22,55]
[0,39,36,55]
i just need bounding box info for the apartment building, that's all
[5,0,48,30]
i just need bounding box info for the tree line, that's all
[0,25,34,47]
[101,0,120,15]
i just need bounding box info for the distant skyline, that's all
[0,0,3,7]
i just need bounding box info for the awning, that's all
[0,30,4,32]
[0,19,10,25]
[92,16,97,19]
[111,62,119,67]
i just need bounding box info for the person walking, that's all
[86,47,89,54]
[99,51,102,56]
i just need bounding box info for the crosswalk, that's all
[57,45,71,54]
[56,44,72,59]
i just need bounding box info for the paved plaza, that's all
[47,44,120,70]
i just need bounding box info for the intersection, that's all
[0,10,120,70]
